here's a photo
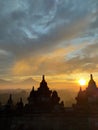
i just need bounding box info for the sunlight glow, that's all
[79,79,86,86]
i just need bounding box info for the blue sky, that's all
[0,0,98,86]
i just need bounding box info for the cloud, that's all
[0,0,98,79]
[12,43,98,76]
[0,49,14,77]
[12,45,74,76]
[0,0,95,54]
[63,43,98,74]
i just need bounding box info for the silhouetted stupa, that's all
[74,74,98,113]
[26,75,64,113]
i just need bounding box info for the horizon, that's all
[0,74,97,91]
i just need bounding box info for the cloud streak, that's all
[0,0,98,81]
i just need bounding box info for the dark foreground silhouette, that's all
[0,74,98,130]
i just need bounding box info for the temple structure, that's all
[74,74,98,114]
[25,75,64,113]
[1,74,98,130]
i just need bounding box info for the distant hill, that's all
[0,78,77,106]
[0,88,77,107]
[0,79,12,85]
[0,77,38,89]
[19,77,38,85]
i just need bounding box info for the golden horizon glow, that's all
[78,79,86,86]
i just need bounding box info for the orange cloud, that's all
[11,43,98,89]
[12,47,71,76]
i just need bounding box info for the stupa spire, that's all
[38,75,49,90]
[80,87,82,92]
[42,75,45,81]
[7,94,13,105]
[90,74,93,80]
[32,86,34,91]
[87,74,97,90]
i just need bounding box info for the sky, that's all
[0,0,98,89]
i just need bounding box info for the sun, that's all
[78,79,86,86]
